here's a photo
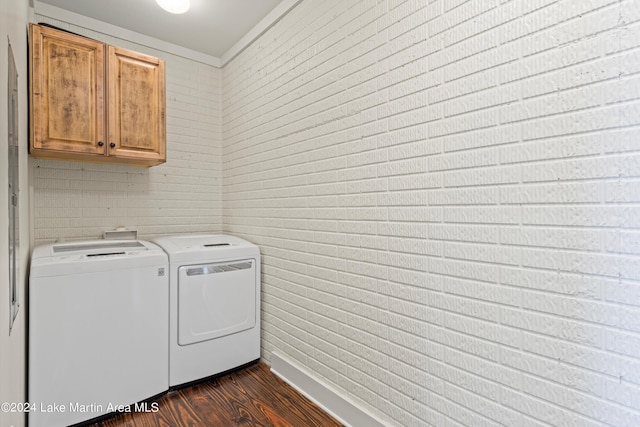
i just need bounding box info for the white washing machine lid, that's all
[30,240,167,277]
[153,234,260,262]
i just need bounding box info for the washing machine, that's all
[153,234,261,387]
[29,240,169,427]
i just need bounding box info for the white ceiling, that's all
[33,0,294,65]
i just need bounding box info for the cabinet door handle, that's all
[110,142,116,148]
[98,141,104,147]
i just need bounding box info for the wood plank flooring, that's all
[89,362,343,427]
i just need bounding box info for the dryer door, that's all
[178,259,256,346]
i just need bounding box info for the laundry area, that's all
[2,1,640,427]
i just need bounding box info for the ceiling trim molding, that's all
[220,0,302,67]
[33,0,221,67]
[32,0,302,68]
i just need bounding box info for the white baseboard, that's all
[270,352,386,427]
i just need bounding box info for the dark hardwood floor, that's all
[89,362,343,427]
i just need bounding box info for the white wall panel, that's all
[223,0,640,425]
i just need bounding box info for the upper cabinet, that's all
[107,46,166,164]
[29,24,166,167]
[30,24,105,158]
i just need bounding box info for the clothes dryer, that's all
[153,234,260,387]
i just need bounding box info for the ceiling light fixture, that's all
[155,0,190,14]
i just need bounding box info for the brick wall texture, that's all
[221,0,640,426]
[34,0,640,425]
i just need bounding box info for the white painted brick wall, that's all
[31,15,223,244]
[223,0,640,426]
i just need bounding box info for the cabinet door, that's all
[30,24,105,156]
[107,46,166,165]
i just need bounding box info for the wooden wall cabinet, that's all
[29,24,166,167]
